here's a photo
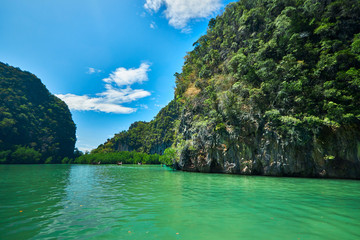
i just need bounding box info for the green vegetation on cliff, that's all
[176,0,360,128]
[172,0,360,177]
[95,0,360,177]
[94,99,179,154]
[0,62,76,163]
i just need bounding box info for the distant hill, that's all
[94,99,179,155]
[0,62,76,163]
[95,0,360,178]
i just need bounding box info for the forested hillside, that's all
[94,99,179,155]
[0,62,76,163]
[96,0,360,178]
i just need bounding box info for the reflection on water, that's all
[1,165,360,240]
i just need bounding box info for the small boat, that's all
[117,161,123,165]
[138,162,142,165]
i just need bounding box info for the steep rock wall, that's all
[175,111,360,178]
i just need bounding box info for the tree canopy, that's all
[94,99,179,155]
[0,62,76,163]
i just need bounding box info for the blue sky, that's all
[0,0,236,152]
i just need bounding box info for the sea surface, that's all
[0,164,359,240]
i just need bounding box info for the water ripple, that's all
[1,165,360,240]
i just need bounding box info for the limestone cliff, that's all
[173,0,360,178]
[97,0,360,178]
[175,107,360,178]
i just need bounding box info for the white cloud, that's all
[144,0,222,30]
[56,93,139,114]
[144,0,163,11]
[57,63,151,114]
[103,63,150,86]
[98,85,151,104]
[87,67,101,74]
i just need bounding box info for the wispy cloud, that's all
[87,67,101,74]
[57,63,151,114]
[77,144,96,153]
[150,21,157,29]
[138,104,149,109]
[155,103,165,108]
[144,0,222,31]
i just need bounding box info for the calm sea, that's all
[0,164,359,239]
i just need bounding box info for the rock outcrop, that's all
[175,109,360,178]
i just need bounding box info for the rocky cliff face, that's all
[175,108,360,178]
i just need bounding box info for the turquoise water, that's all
[0,165,359,240]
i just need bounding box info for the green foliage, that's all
[0,62,76,163]
[45,157,54,164]
[0,150,11,163]
[61,157,70,164]
[174,0,360,137]
[74,151,161,165]
[10,146,41,164]
[160,148,176,165]
[324,155,335,160]
[94,99,180,155]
